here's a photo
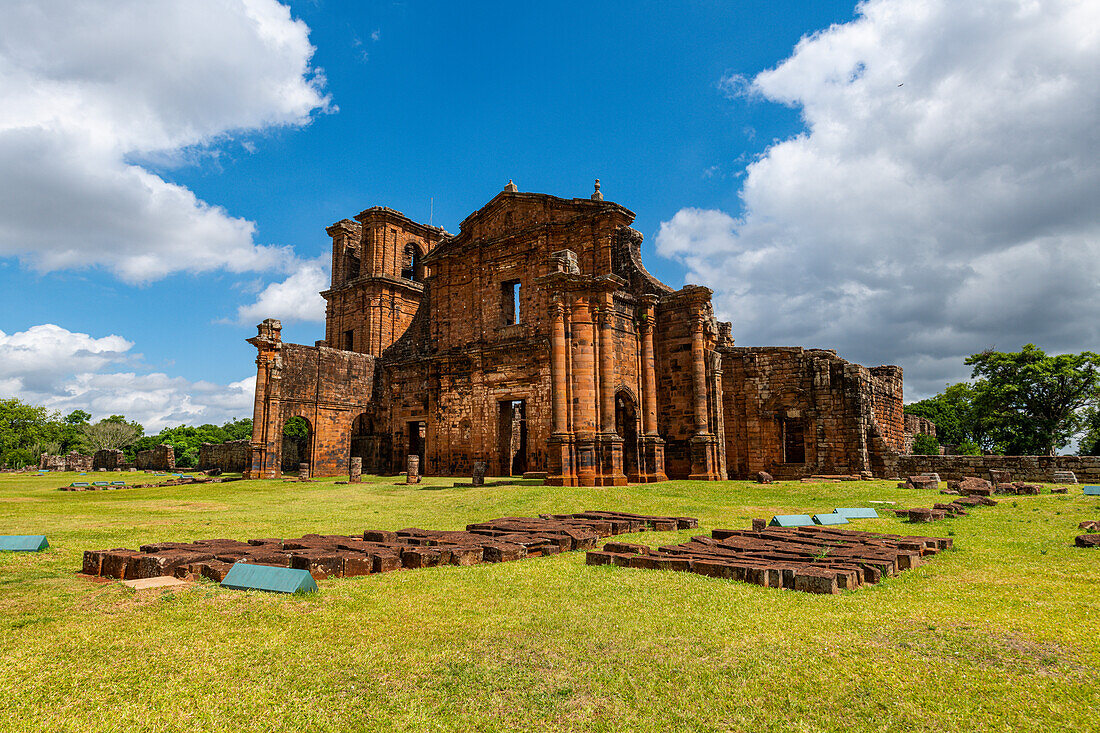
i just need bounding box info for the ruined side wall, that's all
[653,298,701,479]
[198,439,250,473]
[92,449,129,471]
[134,444,175,471]
[870,366,905,453]
[896,455,1100,483]
[719,348,888,479]
[276,343,377,477]
[379,343,551,478]
[902,414,937,453]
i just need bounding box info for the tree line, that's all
[905,345,1100,456]
[0,398,251,469]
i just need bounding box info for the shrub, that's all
[910,434,940,455]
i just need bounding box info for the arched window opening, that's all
[401,243,421,281]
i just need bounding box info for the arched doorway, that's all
[281,416,312,474]
[615,390,640,480]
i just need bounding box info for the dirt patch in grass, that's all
[878,622,1089,679]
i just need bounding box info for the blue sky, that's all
[1,0,1097,431]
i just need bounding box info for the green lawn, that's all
[1,471,1097,732]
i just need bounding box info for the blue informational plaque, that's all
[834,507,879,519]
[0,535,49,552]
[1084,486,1100,496]
[220,562,318,594]
[769,514,815,527]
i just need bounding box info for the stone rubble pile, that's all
[82,511,697,583]
[894,495,996,523]
[587,525,951,595]
[1077,520,1100,548]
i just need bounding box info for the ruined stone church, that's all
[244,181,906,484]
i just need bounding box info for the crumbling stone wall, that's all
[719,347,902,479]
[902,414,937,453]
[92,449,130,471]
[244,320,377,479]
[897,455,1100,483]
[198,439,250,473]
[134,444,175,471]
[39,451,93,472]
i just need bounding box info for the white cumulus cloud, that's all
[0,0,331,283]
[657,0,1100,399]
[236,255,329,324]
[0,324,255,432]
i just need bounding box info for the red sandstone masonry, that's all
[244,185,905,482]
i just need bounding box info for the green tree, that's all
[81,418,143,452]
[904,382,992,448]
[64,410,91,425]
[0,398,58,468]
[966,344,1100,455]
[1079,407,1100,456]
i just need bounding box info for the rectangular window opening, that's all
[343,329,354,351]
[501,280,520,325]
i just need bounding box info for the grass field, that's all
[1,471,1097,732]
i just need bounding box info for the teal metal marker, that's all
[0,535,49,552]
[769,514,815,527]
[834,507,879,519]
[220,562,318,594]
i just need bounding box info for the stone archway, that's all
[615,390,641,481]
[281,415,313,474]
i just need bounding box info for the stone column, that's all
[349,456,362,484]
[246,319,283,479]
[546,296,576,486]
[638,297,667,482]
[298,462,310,481]
[689,313,719,481]
[406,454,420,484]
[570,295,598,486]
[549,298,568,434]
[596,292,626,485]
[640,298,658,436]
[691,315,709,436]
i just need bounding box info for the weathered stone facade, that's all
[245,184,906,483]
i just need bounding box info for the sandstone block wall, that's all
[896,455,1100,483]
[92,449,129,471]
[135,444,175,471]
[39,451,93,472]
[198,440,250,473]
[719,347,902,479]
